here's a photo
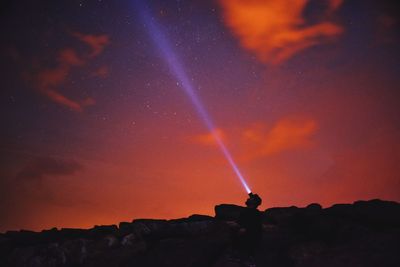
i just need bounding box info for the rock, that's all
[4,230,39,246]
[325,199,400,229]
[263,206,300,225]
[118,221,133,236]
[214,204,246,221]
[88,224,118,238]
[167,220,215,236]
[131,219,168,237]
[62,238,88,265]
[104,235,119,248]
[11,242,67,267]
[40,228,59,243]
[121,233,137,246]
[352,199,400,227]
[58,228,89,240]
[119,219,167,237]
[307,203,322,211]
[1,199,399,267]
[188,214,214,221]
[289,242,326,266]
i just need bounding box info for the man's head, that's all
[245,193,262,208]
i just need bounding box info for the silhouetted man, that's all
[233,193,263,263]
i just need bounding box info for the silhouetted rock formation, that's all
[1,199,399,267]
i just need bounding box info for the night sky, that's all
[1,0,400,232]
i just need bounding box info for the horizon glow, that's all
[135,2,252,194]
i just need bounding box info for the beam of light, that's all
[134,1,251,194]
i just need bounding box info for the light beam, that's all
[135,1,251,194]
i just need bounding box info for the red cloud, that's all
[241,118,318,160]
[40,87,91,112]
[188,118,318,161]
[72,32,110,57]
[219,0,343,64]
[58,48,85,66]
[34,32,109,112]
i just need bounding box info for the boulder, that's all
[214,204,246,221]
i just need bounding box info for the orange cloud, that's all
[34,32,109,111]
[188,118,317,161]
[190,128,226,146]
[242,117,318,160]
[219,0,343,64]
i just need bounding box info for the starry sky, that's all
[1,0,400,232]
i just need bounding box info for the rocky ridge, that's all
[1,199,399,267]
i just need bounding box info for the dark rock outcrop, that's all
[1,199,399,267]
[215,204,246,221]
